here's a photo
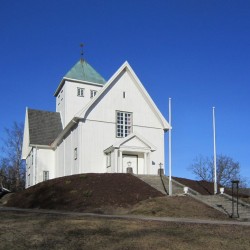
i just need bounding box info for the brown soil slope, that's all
[5,173,164,212]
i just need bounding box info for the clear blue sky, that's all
[1,0,249,184]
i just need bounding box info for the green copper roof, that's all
[64,59,106,85]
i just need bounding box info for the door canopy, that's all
[104,132,156,154]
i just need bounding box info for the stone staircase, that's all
[190,193,250,221]
[137,175,169,195]
[136,175,250,221]
[137,175,198,196]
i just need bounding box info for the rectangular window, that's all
[77,87,85,97]
[116,111,132,138]
[43,171,49,181]
[74,148,77,160]
[90,90,97,98]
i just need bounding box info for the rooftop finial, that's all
[80,43,84,61]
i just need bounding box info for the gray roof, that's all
[28,109,63,146]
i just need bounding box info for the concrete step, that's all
[136,175,197,196]
[192,194,250,220]
[137,175,168,195]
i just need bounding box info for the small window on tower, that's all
[90,90,97,98]
[77,88,85,97]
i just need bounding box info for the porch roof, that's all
[104,132,157,153]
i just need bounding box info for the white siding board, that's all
[56,141,64,177]
[65,133,72,176]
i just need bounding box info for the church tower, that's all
[54,59,106,127]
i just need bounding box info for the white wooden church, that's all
[22,58,170,188]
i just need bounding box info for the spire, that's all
[64,60,106,85]
[80,43,84,62]
[60,44,106,86]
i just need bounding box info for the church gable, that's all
[77,62,170,130]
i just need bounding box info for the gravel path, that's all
[1,206,249,227]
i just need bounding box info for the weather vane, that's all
[80,43,84,61]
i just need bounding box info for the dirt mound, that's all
[5,173,164,212]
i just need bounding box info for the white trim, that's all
[29,144,53,149]
[82,118,164,130]
[22,107,31,159]
[114,149,118,172]
[144,152,147,175]
[119,150,123,173]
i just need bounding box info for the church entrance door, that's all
[122,155,138,174]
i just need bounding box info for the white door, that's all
[123,155,138,174]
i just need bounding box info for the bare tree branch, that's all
[0,122,25,191]
[188,154,246,188]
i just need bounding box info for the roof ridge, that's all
[28,108,59,113]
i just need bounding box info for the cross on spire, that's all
[80,43,84,61]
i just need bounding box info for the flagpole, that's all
[169,98,172,196]
[213,107,217,194]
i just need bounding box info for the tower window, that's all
[90,90,97,98]
[77,88,85,97]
